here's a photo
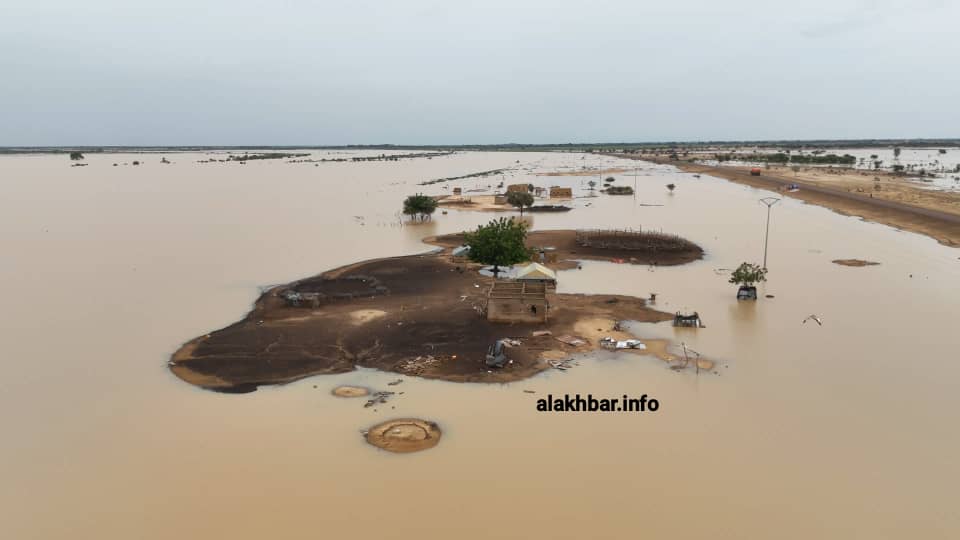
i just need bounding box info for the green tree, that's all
[402,193,438,221]
[506,190,534,215]
[69,151,84,160]
[729,263,768,287]
[463,217,531,277]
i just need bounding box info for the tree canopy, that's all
[402,193,438,221]
[463,217,530,274]
[506,190,534,215]
[729,262,767,287]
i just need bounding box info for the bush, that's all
[506,190,534,215]
[403,193,438,221]
[463,217,531,276]
[729,263,767,287]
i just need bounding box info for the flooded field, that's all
[2,150,959,539]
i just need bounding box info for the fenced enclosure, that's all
[575,228,698,253]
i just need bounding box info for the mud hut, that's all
[486,281,548,323]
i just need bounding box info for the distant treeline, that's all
[714,152,857,165]
[291,151,454,163]
[227,152,310,162]
[3,139,960,156]
[419,168,506,186]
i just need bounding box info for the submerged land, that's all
[169,230,703,393]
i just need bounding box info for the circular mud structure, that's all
[332,385,371,398]
[365,418,442,453]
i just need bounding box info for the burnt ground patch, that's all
[169,235,689,392]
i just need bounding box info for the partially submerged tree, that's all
[666,183,676,193]
[587,180,597,192]
[729,263,767,287]
[506,190,534,216]
[69,151,84,160]
[402,193,438,221]
[791,165,801,176]
[463,217,531,277]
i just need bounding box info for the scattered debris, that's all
[802,315,823,326]
[396,355,441,375]
[363,391,396,408]
[532,330,552,337]
[600,337,646,350]
[387,379,404,386]
[523,389,536,393]
[548,358,577,371]
[555,335,587,347]
[486,340,508,367]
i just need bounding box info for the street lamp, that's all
[759,197,781,269]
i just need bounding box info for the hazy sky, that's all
[2,0,957,145]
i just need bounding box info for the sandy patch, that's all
[350,309,387,325]
[572,317,684,364]
[540,350,570,361]
[332,385,371,398]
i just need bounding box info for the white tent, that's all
[513,262,557,283]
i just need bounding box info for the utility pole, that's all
[759,197,781,269]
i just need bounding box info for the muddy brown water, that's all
[2,150,959,539]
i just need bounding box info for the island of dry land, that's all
[169,230,703,393]
[615,154,960,247]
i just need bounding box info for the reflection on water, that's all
[1,150,959,539]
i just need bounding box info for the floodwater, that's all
[2,150,959,539]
